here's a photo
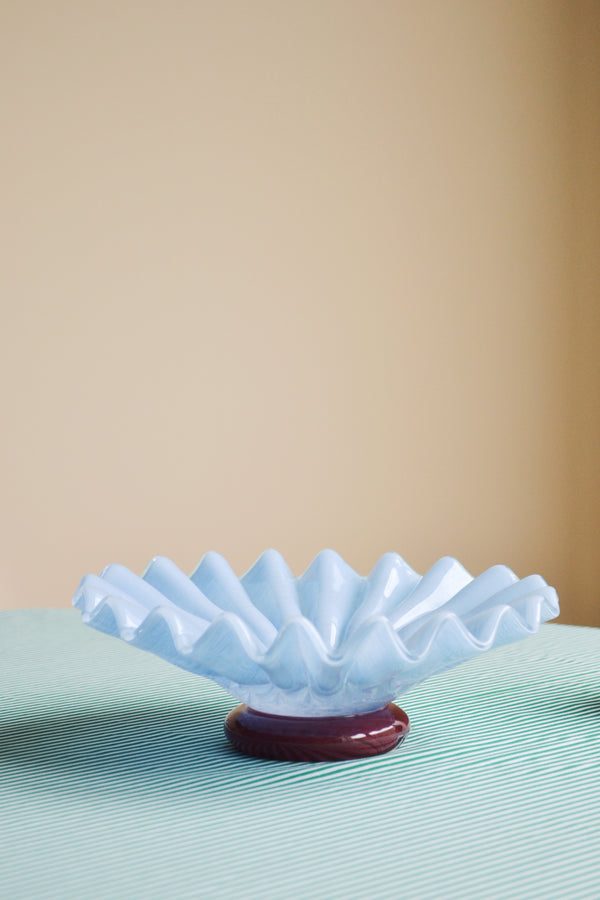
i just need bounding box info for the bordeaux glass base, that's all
[224,703,410,762]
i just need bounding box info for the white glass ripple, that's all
[72,549,559,717]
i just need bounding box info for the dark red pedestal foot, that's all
[224,703,409,762]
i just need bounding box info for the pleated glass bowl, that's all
[73,549,559,761]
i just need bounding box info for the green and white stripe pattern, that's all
[1,611,599,899]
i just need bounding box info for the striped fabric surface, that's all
[1,610,599,900]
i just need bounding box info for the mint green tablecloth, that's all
[1,611,599,900]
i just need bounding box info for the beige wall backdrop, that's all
[1,2,597,623]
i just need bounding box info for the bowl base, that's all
[224,703,409,762]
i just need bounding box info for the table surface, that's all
[1,611,599,900]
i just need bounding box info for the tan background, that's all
[1,1,598,623]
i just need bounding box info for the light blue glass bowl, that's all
[72,549,559,719]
